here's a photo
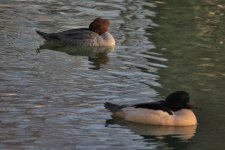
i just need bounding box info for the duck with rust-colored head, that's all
[105,91,200,126]
[36,17,115,47]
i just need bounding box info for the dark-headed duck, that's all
[105,91,200,126]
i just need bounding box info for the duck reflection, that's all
[106,118,197,149]
[37,44,114,70]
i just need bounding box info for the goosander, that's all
[36,17,115,47]
[105,91,199,126]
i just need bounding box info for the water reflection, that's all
[37,44,114,70]
[106,118,196,149]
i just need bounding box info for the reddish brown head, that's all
[89,17,110,35]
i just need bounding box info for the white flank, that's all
[112,107,197,126]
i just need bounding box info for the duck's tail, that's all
[104,102,126,112]
[36,30,48,38]
[36,30,57,40]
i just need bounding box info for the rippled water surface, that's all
[0,0,225,149]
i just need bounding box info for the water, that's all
[0,0,225,149]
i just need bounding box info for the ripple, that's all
[0,0,170,149]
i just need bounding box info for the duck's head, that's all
[89,17,110,35]
[165,91,200,111]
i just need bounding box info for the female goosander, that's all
[105,91,199,126]
[36,17,115,47]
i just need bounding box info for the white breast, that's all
[173,109,197,126]
[113,107,197,126]
[98,32,115,46]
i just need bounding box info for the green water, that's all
[150,1,225,149]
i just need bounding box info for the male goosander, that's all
[36,17,115,47]
[105,91,199,126]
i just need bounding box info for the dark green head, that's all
[165,91,195,111]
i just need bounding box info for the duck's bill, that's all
[187,103,202,111]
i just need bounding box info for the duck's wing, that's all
[133,101,173,115]
[105,101,172,115]
[36,28,99,42]
[104,102,127,112]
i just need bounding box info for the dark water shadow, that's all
[36,43,115,70]
[106,118,197,149]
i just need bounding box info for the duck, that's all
[36,17,115,47]
[105,91,200,126]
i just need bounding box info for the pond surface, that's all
[0,0,225,149]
